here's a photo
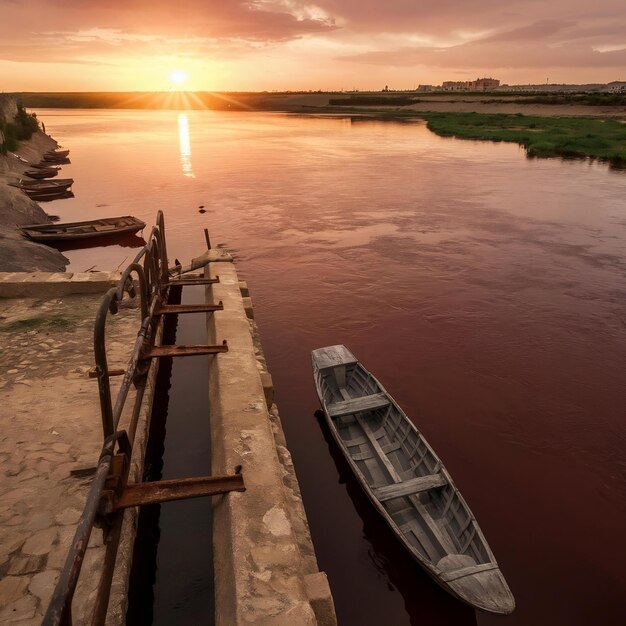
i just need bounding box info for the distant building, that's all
[441,78,500,92]
[472,77,500,91]
[417,85,436,92]
[442,81,470,91]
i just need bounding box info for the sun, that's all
[169,70,188,89]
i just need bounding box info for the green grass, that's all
[423,113,626,166]
[0,315,74,332]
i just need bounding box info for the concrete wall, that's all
[204,257,336,626]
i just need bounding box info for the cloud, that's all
[0,0,338,64]
[0,0,625,86]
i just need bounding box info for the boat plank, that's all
[328,393,390,417]
[373,474,447,502]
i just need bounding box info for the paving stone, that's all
[2,532,29,555]
[54,507,83,526]
[22,528,58,556]
[0,592,37,623]
[7,555,47,576]
[28,570,59,606]
[25,511,55,532]
[0,576,30,605]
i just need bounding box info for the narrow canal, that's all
[42,109,626,626]
[127,285,215,625]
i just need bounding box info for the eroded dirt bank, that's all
[0,125,68,272]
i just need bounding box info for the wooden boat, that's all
[44,149,69,158]
[24,168,59,180]
[24,190,74,202]
[30,161,59,169]
[13,178,73,191]
[21,216,146,242]
[42,156,71,165]
[312,345,515,614]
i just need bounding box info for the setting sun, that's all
[169,70,188,89]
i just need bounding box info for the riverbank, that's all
[0,127,68,272]
[12,90,626,118]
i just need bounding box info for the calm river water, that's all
[40,109,626,626]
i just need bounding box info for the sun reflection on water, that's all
[178,113,194,178]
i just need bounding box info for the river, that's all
[40,109,626,626]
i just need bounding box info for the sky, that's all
[1,0,625,91]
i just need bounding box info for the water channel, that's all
[40,109,626,626]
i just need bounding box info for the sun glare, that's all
[169,70,188,89]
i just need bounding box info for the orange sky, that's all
[1,0,625,91]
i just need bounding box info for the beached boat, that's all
[23,190,75,202]
[312,345,515,614]
[24,168,59,180]
[13,178,74,191]
[44,149,69,158]
[30,161,59,169]
[21,216,146,243]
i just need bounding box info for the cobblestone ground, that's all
[0,294,140,624]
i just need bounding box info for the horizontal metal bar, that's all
[88,367,125,379]
[168,277,220,286]
[115,472,245,509]
[155,302,223,315]
[143,341,228,358]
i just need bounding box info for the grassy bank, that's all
[423,113,626,166]
[0,104,39,153]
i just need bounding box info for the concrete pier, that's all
[205,257,336,625]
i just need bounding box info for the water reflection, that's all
[178,113,194,178]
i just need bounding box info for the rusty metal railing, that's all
[43,212,245,626]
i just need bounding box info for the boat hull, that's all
[21,216,146,243]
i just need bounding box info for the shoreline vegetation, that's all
[12,90,626,166]
[0,104,39,154]
[423,113,626,166]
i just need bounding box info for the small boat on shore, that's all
[24,168,59,180]
[312,345,515,614]
[30,161,60,169]
[42,156,71,165]
[12,178,74,192]
[44,149,69,159]
[24,190,75,202]
[21,216,146,243]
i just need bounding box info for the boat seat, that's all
[373,474,447,502]
[327,393,390,418]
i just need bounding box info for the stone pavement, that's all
[0,293,140,624]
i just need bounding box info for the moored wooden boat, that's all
[44,149,69,158]
[12,178,73,191]
[24,168,59,179]
[312,345,515,614]
[21,216,146,242]
[23,190,74,202]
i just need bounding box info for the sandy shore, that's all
[0,132,68,272]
